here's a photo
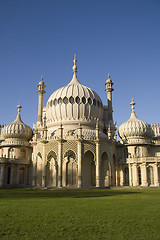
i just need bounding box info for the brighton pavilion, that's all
[0,56,160,188]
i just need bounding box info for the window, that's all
[58,98,62,105]
[53,99,58,105]
[88,97,92,105]
[82,97,86,104]
[63,97,68,104]
[75,96,80,104]
[69,96,74,104]
[135,147,141,158]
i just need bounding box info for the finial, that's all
[17,102,22,113]
[72,54,77,73]
[108,73,110,79]
[41,75,43,81]
[130,98,135,112]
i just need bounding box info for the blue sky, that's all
[0,0,160,134]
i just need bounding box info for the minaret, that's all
[37,76,46,125]
[105,74,114,122]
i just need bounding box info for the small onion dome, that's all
[118,99,151,141]
[2,103,33,141]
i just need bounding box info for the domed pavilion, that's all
[0,56,160,188]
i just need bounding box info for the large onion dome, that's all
[2,103,33,141]
[118,99,151,142]
[46,56,104,129]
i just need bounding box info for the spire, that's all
[41,75,43,82]
[69,54,80,85]
[130,98,135,113]
[17,102,22,113]
[73,54,77,74]
[15,102,22,122]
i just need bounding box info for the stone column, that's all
[32,161,37,187]
[154,163,159,187]
[58,124,63,188]
[0,164,4,186]
[58,140,63,187]
[141,163,148,187]
[77,140,82,188]
[115,165,119,186]
[95,140,100,187]
[128,163,133,186]
[132,163,138,186]
[120,166,124,186]
[42,144,46,188]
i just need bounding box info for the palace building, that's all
[0,56,160,188]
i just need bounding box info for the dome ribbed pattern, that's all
[2,112,33,141]
[118,110,151,140]
[46,73,104,126]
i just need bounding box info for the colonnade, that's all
[0,162,30,187]
[120,162,160,187]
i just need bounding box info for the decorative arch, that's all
[47,150,57,162]
[63,150,77,187]
[46,150,57,187]
[82,150,96,187]
[64,150,76,159]
[100,152,110,187]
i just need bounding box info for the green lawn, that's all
[0,188,160,240]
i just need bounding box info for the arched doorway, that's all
[63,150,77,187]
[100,152,110,187]
[82,151,95,187]
[46,151,57,187]
[36,153,42,187]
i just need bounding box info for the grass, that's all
[0,188,160,240]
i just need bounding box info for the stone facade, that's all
[0,56,160,188]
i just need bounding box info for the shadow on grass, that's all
[0,188,141,200]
